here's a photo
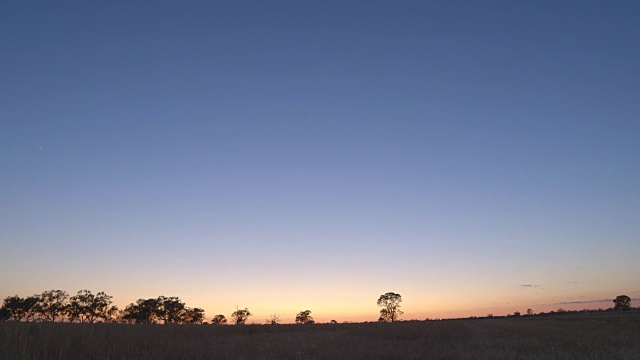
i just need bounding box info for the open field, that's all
[1,313,639,360]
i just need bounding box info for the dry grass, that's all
[1,313,639,359]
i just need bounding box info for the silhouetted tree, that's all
[266,313,280,325]
[526,309,534,316]
[67,290,117,323]
[157,296,186,324]
[121,296,204,324]
[211,314,227,325]
[231,308,252,325]
[1,295,38,322]
[182,307,206,324]
[109,308,127,323]
[377,292,403,322]
[613,295,631,310]
[33,290,69,322]
[295,310,315,324]
[122,298,161,324]
[329,319,338,324]
[0,307,9,321]
[513,311,521,317]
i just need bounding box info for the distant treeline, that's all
[0,290,308,325]
[433,307,639,322]
[1,290,211,324]
[0,290,634,325]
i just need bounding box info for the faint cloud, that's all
[556,299,610,305]
[521,284,541,288]
[555,298,640,305]
[567,281,579,284]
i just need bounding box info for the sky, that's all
[1,0,639,323]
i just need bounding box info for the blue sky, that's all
[1,0,639,321]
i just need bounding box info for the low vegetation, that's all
[1,312,639,359]
[2,290,638,358]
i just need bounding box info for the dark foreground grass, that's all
[1,313,639,359]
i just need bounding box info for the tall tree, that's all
[121,296,204,324]
[182,307,206,324]
[33,290,69,322]
[613,295,631,310]
[377,292,403,322]
[231,308,252,325]
[295,310,315,324]
[122,298,161,324]
[157,296,186,324]
[67,290,117,323]
[1,295,38,322]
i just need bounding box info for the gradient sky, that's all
[2,0,639,323]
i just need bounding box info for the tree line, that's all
[0,290,208,324]
[1,290,631,324]
[0,289,404,325]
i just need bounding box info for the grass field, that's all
[1,313,639,359]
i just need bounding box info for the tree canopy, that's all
[67,290,117,323]
[121,296,204,324]
[33,290,69,322]
[295,310,314,324]
[211,314,227,325]
[1,295,38,322]
[614,295,631,310]
[377,292,404,322]
[231,308,252,325]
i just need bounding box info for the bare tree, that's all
[266,313,280,325]
[377,292,403,322]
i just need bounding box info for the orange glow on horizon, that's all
[97,290,624,324]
